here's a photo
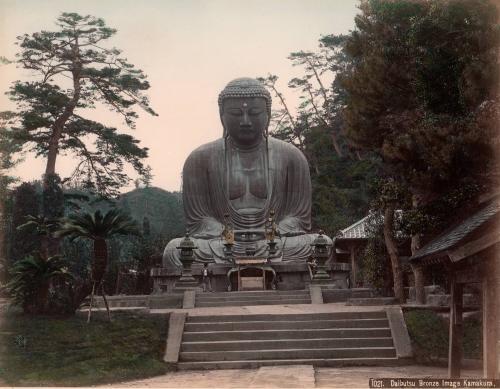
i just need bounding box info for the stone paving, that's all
[108,364,483,388]
[149,302,389,316]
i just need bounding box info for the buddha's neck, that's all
[228,137,265,152]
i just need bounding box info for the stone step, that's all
[346,297,398,306]
[350,288,375,297]
[181,337,394,352]
[186,311,387,323]
[148,295,183,309]
[195,299,310,307]
[197,290,310,298]
[196,293,309,302]
[184,318,389,332]
[183,327,393,342]
[179,346,396,362]
[177,357,401,370]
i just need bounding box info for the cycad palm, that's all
[57,209,139,320]
[6,254,72,314]
[17,215,60,258]
[58,209,139,283]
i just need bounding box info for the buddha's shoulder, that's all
[184,138,223,165]
[268,137,307,160]
[188,138,224,156]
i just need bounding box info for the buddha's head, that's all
[218,78,271,148]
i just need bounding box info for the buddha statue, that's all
[163,77,330,268]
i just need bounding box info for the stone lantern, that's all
[310,230,332,283]
[174,233,199,290]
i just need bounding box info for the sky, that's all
[0,0,359,192]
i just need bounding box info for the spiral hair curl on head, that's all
[218,77,272,116]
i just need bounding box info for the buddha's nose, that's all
[240,112,252,128]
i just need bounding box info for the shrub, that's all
[5,254,72,314]
[405,309,449,364]
[404,309,482,364]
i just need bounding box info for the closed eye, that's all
[228,108,242,116]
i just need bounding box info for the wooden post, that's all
[350,245,357,287]
[412,264,426,305]
[263,267,266,290]
[237,266,241,291]
[448,275,463,378]
[483,256,499,378]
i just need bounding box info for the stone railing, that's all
[330,262,351,272]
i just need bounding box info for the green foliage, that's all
[404,309,482,364]
[358,213,394,292]
[259,33,379,234]
[42,174,64,220]
[10,182,41,262]
[4,254,72,314]
[342,0,500,233]
[57,208,139,286]
[0,111,23,171]
[463,315,483,360]
[3,12,157,197]
[141,166,154,188]
[405,309,449,363]
[4,185,182,299]
[17,214,60,238]
[0,311,169,386]
[108,186,184,294]
[57,209,140,242]
[118,187,184,240]
[309,135,380,234]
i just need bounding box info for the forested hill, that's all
[117,187,185,238]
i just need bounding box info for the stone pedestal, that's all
[152,261,352,293]
[172,272,202,292]
[172,279,202,292]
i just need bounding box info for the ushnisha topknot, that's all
[218,77,272,116]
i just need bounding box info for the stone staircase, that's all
[177,311,400,370]
[195,290,311,307]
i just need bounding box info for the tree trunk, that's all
[45,136,60,176]
[101,282,111,322]
[411,195,425,304]
[383,205,405,303]
[411,263,425,304]
[115,268,122,295]
[68,279,92,313]
[330,131,343,158]
[30,280,50,314]
[45,108,77,176]
[45,42,82,177]
[92,238,108,284]
[87,281,95,323]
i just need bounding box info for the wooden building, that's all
[334,211,410,289]
[410,197,500,378]
[334,216,369,287]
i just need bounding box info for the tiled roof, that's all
[411,199,500,262]
[338,215,370,239]
[337,210,404,240]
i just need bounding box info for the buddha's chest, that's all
[227,150,268,208]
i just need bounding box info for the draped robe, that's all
[163,136,325,268]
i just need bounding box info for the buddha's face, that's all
[222,97,268,148]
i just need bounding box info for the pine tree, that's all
[3,12,157,197]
